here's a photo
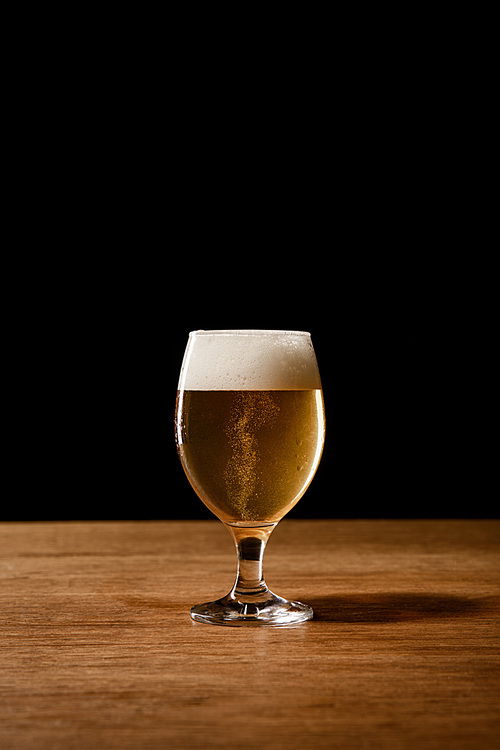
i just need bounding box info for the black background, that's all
[4,27,495,522]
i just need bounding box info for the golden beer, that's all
[176,389,325,523]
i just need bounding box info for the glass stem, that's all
[226,524,277,601]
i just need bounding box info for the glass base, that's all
[190,590,313,627]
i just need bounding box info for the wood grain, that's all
[1,520,499,750]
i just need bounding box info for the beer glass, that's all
[175,330,325,626]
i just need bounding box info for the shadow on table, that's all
[307,592,493,623]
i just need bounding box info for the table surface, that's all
[1,520,499,750]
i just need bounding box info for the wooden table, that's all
[1,520,499,749]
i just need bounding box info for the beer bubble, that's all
[223,392,280,520]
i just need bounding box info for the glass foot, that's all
[190,590,313,627]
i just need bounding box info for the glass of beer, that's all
[175,330,325,626]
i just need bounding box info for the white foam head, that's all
[178,330,322,391]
